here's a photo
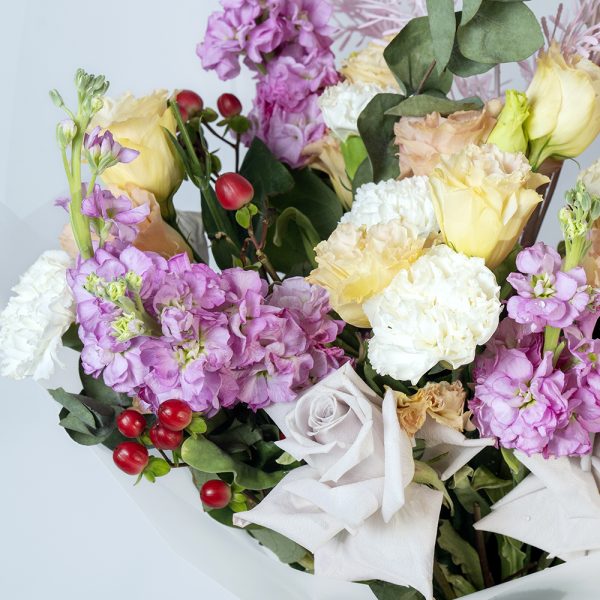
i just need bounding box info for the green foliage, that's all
[272,207,321,268]
[494,244,520,300]
[368,581,424,600]
[414,460,454,513]
[340,135,368,180]
[249,527,307,564]
[438,520,485,590]
[499,535,528,580]
[79,362,131,408]
[449,466,490,516]
[426,0,456,73]
[386,95,483,118]
[439,564,477,596]
[61,323,83,352]
[145,456,171,479]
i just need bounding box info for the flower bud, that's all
[487,90,529,154]
[215,173,254,210]
[56,119,77,147]
[217,93,242,118]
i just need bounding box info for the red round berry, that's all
[149,423,183,450]
[113,441,149,475]
[157,399,193,431]
[215,172,254,211]
[116,409,146,438]
[200,480,232,509]
[217,93,242,118]
[175,90,204,120]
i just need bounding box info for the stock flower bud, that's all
[215,173,254,210]
[56,119,77,147]
[487,90,529,154]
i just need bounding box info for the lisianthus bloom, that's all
[307,220,428,327]
[90,90,183,204]
[364,245,501,384]
[340,35,399,89]
[393,102,500,177]
[526,42,600,167]
[507,242,590,332]
[428,143,549,269]
[392,381,467,437]
[0,251,74,380]
[487,89,530,154]
[341,176,438,238]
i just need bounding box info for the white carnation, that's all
[579,158,600,196]
[364,245,501,384]
[0,250,75,380]
[318,81,392,141]
[341,176,439,237]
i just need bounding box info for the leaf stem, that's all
[415,59,437,95]
[473,503,495,588]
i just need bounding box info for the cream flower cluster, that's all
[364,245,501,384]
[341,176,438,237]
[318,81,393,142]
[0,251,75,380]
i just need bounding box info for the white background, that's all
[1,1,599,599]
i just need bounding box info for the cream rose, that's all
[234,364,444,599]
[394,103,500,177]
[307,220,428,327]
[91,90,184,204]
[341,36,400,90]
[428,143,549,269]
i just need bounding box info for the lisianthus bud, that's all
[215,173,254,210]
[217,93,242,118]
[487,90,529,154]
[526,43,600,168]
[56,119,77,147]
[175,90,204,121]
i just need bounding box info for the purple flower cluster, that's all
[507,243,590,332]
[69,245,345,415]
[197,0,339,167]
[84,126,139,169]
[470,244,600,458]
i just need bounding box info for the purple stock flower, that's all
[82,185,150,243]
[84,126,139,167]
[507,242,590,332]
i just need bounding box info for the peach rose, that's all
[394,102,501,177]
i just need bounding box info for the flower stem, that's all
[473,502,495,589]
[543,326,561,355]
[68,129,93,259]
[433,562,456,600]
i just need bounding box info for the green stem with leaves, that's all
[68,130,93,259]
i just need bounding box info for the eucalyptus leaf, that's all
[208,420,263,448]
[438,520,485,589]
[426,0,456,73]
[386,94,483,118]
[49,388,97,429]
[272,207,321,267]
[249,527,307,564]
[182,435,285,490]
[461,0,484,25]
[457,1,544,64]
[79,362,131,408]
[61,323,83,352]
[352,158,373,195]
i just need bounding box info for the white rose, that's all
[579,158,600,196]
[341,176,439,237]
[234,364,444,599]
[0,250,75,380]
[364,245,501,384]
[318,81,393,142]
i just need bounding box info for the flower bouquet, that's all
[4,1,600,598]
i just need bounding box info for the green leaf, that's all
[457,1,544,64]
[340,135,368,180]
[228,115,250,134]
[471,466,512,492]
[188,416,208,434]
[49,388,97,429]
[450,466,490,516]
[275,452,297,466]
[438,520,485,589]
[352,158,373,194]
[61,323,83,352]
[461,0,484,25]
[181,435,285,490]
[426,0,456,73]
[145,456,171,478]
[439,564,477,596]
[501,448,527,483]
[235,207,251,229]
[249,527,307,564]
[357,93,403,182]
[499,535,527,580]
[384,17,453,95]
[414,460,453,513]
[79,362,131,408]
[493,243,520,300]
[273,207,320,268]
[368,581,423,600]
[208,420,263,449]
[386,94,483,118]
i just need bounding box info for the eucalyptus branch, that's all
[415,60,437,95]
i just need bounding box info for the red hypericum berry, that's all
[215,173,254,211]
[217,93,242,118]
[175,90,204,120]
[157,399,193,431]
[116,409,146,438]
[200,480,232,509]
[149,423,183,450]
[113,441,149,475]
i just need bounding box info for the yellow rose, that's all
[526,43,600,167]
[487,90,529,154]
[429,144,549,269]
[91,90,183,205]
[303,134,353,209]
[307,221,429,327]
[391,381,467,437]
[394,101,500,177]
[341,36,400,90]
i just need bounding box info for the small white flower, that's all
[579,158,600,196]
[341,176,439,237]
[318,81,393,141]
[364,245,501,384]
[0,250,75,380]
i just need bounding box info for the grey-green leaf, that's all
[249,527,307,564]
[461,0,484,25]
[386,94,483,118]
[426,0,456,73]
[368,581,424,600]
[438,520,485,590]
[457,1,544,64]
